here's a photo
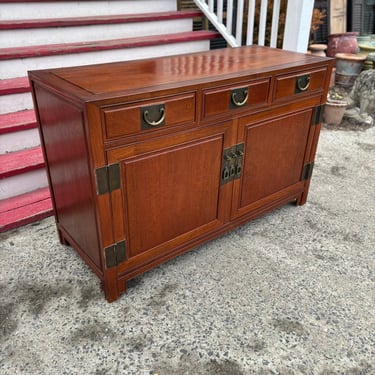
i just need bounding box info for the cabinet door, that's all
[107,122,234,261]
[232,109,314,219]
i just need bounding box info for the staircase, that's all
[0,0,219,232]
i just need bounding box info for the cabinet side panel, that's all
[34,85,102,270]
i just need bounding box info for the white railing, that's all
[193,0,314,53]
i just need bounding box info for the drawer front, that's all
[103,93,196,139]
[202,79,270,119]
[273,68,327,102]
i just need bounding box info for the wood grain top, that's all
[32,46,331,97]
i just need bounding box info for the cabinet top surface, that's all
[30,46,331,97]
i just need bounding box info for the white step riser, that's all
[0,40,211,81]
[1,19,193,48]
[0,1,176,21]
[0,128,40,154]
[0,169,48,200]
[0,93,34,114]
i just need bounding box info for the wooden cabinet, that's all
[29,46,334,302]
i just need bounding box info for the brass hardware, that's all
[295,75,311,93]
[221,143,244,184]
[302,162,314,180]
[105,240,126,268]
[221,147,235,184]
[230,88,249,108]
[312,104,324,125]
[234,143,244,180]
[95,163,120,195]
[143,108,165,126]
[222,166,230,181]
[224,152,236,161]
[141,104,166,128]
[235,162,242,176]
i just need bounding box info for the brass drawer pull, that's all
[231,89,249,107]
[295,75,311,92]
[142,106,166,127]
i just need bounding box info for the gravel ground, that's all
[1,123,374,375]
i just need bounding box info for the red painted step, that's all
[0,109,37,135]
[0,146,44,178]
[0,77,30,95]
[0,11,203,29]
[0,30,220,60]
[0,187,53,233]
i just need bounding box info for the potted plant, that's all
[324,88,348,125]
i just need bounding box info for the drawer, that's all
[273,68,327,102]
[202,78,270,119]
[103,92,196,139]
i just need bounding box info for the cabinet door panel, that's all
[108,123,233,259]
[233,110,313,216]
[125,138,221,256]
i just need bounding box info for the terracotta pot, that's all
[309,44,327,57]
[327,32,359,57]
[324,100,347,125]
[335,53,366,88]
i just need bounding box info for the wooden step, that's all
[0,76,32,116]
[0,187,52,233]
[1,11,202,49]
[0,109,39,154]
[0,146,44,178]
[0,30,219,60]
[0,109,36,134]
[0,1,177,20]
[1,31,220,80]
[0,77,30,95]
[0,11,203,29]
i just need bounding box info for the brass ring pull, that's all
[143,107,166,126]
[231,90,249,107]
[296,76,310,92]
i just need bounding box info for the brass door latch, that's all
[221,143,244,184]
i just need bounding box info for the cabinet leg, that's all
[296,193,307,206]
[103,268,120,303]
[118,279,127,296]
[296,181,311,206]
[58,229,70,246]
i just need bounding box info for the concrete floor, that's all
[1,124,374,375]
